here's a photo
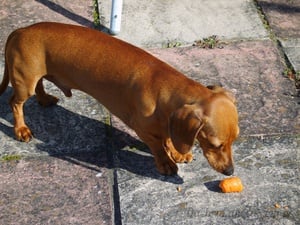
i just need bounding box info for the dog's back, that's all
[1,22,238,176]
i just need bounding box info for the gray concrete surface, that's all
[114,135,299,225]
[257,0,300,39]
[99,0,268,47]
[257,0,300,72]
[0,0,299,225]
[112,43,300,225]
[0,0,95,53]
[280,38,300,72]
[0,154,112,225]
[148,42,299,135]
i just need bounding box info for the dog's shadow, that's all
[204,180,222,193]
[0,87,183,184]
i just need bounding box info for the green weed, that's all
[193,35,226,49]
[1,154,22,162]
[93,0,101,27]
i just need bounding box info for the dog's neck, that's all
[156,68,211,117]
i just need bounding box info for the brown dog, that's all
[0,22,239,176]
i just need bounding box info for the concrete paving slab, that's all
[0,77,110,157]
[0,64,115,224]
[112,134,299,225]
[0,1,114,223]
[0,0,108,155]
[257,0,300,38]
[280,38,300,72]
[148,42,300,136]
[257,0,300,75]
[0,0,94,53]
[111,43,300,224]
[99,0,268,47]
[0,154,112,225]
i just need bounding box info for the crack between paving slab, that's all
[101,107,122,225]
[253,0,300,90]
[239,132,300,141]
[110,165,122,225]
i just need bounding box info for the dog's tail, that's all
[0,61,9,96]
[0,30,16,96]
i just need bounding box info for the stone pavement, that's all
[256,0,300,80]
[0,0,299,225]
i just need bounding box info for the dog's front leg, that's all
[140,134,178,175]
[164,138,193,163]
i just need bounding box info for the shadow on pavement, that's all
[35,0,94,27]
[0,87,183,184]
[35,0,110,32]
[204,180,222,193]
[258,0,300,14]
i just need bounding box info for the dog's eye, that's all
[207,143,223,150]
[212,143,223,150]
[216,144,223,149]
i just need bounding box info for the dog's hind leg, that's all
[9,77,36,142]
[35,78,59,106]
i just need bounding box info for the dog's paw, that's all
[164,138,193,164]
[171,151,193,163]
[37,94,59,107]
[15,126,33,142]
[156,158,178,175]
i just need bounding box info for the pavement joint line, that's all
[101,108,122,225]
[111,165,122,225]
[277,39,300,73]
[105,135,122,225]
[99,104,122,225]
[165,37,272,49]
[102,106,114,137]
[253,0,300,86]
[240,133,300,139]
[253,0,277,42]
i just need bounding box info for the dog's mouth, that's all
[221,165,234,176]
[201,148,234,176]
[211,163,234,176]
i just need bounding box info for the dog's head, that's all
[169,86,239,175]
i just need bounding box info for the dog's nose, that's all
[222,166,234,176]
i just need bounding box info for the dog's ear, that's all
[169,104,207,154]
[207,85,236,104]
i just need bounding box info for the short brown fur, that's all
[0,22,239,175]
